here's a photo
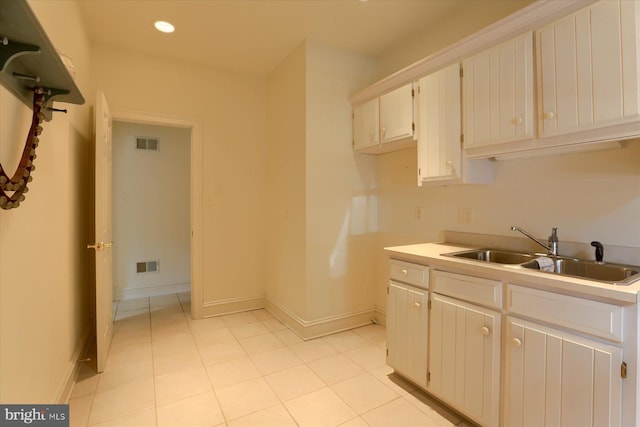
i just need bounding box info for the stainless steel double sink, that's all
[443,249,640,286]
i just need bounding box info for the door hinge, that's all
[386,348,389,356]
[622,362,628,379]
[460,134,464,145]
[387,286,389,295]
[412,122,415,131]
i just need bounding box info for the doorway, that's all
[111,109,203,319]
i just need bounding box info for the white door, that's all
[90,91,114,372]
[429,293,501,427]
[505,316,622,427]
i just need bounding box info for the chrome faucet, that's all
[511,226,559,256]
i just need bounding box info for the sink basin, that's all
[444,249,536,264]
[442,248,640,285]
[521,258,640,285]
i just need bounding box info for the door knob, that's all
[543,111,555,119]
[512,338,522,348]
[481,326,490,335]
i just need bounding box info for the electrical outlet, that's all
[415,207,422,220]
[458,207,473,224]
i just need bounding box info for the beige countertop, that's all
[385,242,639,305]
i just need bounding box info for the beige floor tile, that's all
[338,417,371,427]
[115,308,150,322]
[249,347,303,375]
[153,348,204,377]
[89,408,156,427]
[97,359,154,393]
[150,294,180,307]
[344,344,386,371]
[265,364,326,401]
[238,333,285,355]
[331,373,398,415]
[192,327,236,346]
[112,316,150,335]
[69,395,93,427]
[70,370,100,399]
[152,332,198,358]
[289,338,338,362]
[110,328,151,349]
[262,318,288,332]
[323,331,370,353]
[352,324,386,345]
[227,403,297,427]
[404,390,465,426]
[251,309,275,321]
[206,356,262,389]
[88,378,155,425]
[117,297,150,312]
[198,340,247,365]
[188,316,226,333]
[230,321,271,340]
[155,366,212,406]
[362,397,442,427]
[307,354,365,385]
[369,365,416,395]
[215,377,279,421]
[156,391,224,427]
[105,341,152,369]
[284,387,357,427]
[221,311,260,328]
[274,329,304,345]
[150,305,185,318]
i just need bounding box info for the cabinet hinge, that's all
[460,134,464,145]
[427,371,431,383]
[386,348,389,356]
[428,299,432,310]
[412,122,415,131]
[386,286,389,295]
[411,88,415,97]
[460,67,463,78]
[622,362,628,379]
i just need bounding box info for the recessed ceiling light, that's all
[154,21,175,33]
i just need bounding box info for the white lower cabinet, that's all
[505,316,623,427]
[387,281,428,388]
[429,293,501,427]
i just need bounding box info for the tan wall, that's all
[0,0,93,402]
[265,43,308,321]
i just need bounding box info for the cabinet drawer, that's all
[507,285,623,342]
[432,270,502,308]
[389,259,429,289]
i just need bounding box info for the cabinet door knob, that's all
[512,338,522,348]
[401,269,408,276]
[512,117,523,125]
[445,160,453,167]
[543,111,555,119]
[481,326,490,335]
[413,302,421,308]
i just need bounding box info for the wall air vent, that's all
[136,260,159,273]
[136,137,159,151]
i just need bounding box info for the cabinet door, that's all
[387,281,428,388]
[537,0,640,137]
[353,98,379,150]
[379,83,414,144]
[418,63,461,182]
[430,294,500,427]
[463,32,534,151]
[506,317,622,427]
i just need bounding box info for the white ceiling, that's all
[76,0,499,76]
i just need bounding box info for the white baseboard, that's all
[200,296,266,318]
[57,323,92,403]
[264,299,381,340]
[114,282,191,300]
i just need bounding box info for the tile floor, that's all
[69,293,476,427]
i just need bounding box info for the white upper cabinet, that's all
[352,98,379,151]
[352,83,416,154]
[537,0,640,141]
[417,63,492,185]
[463,32,535,157]
[379,83,415,144]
